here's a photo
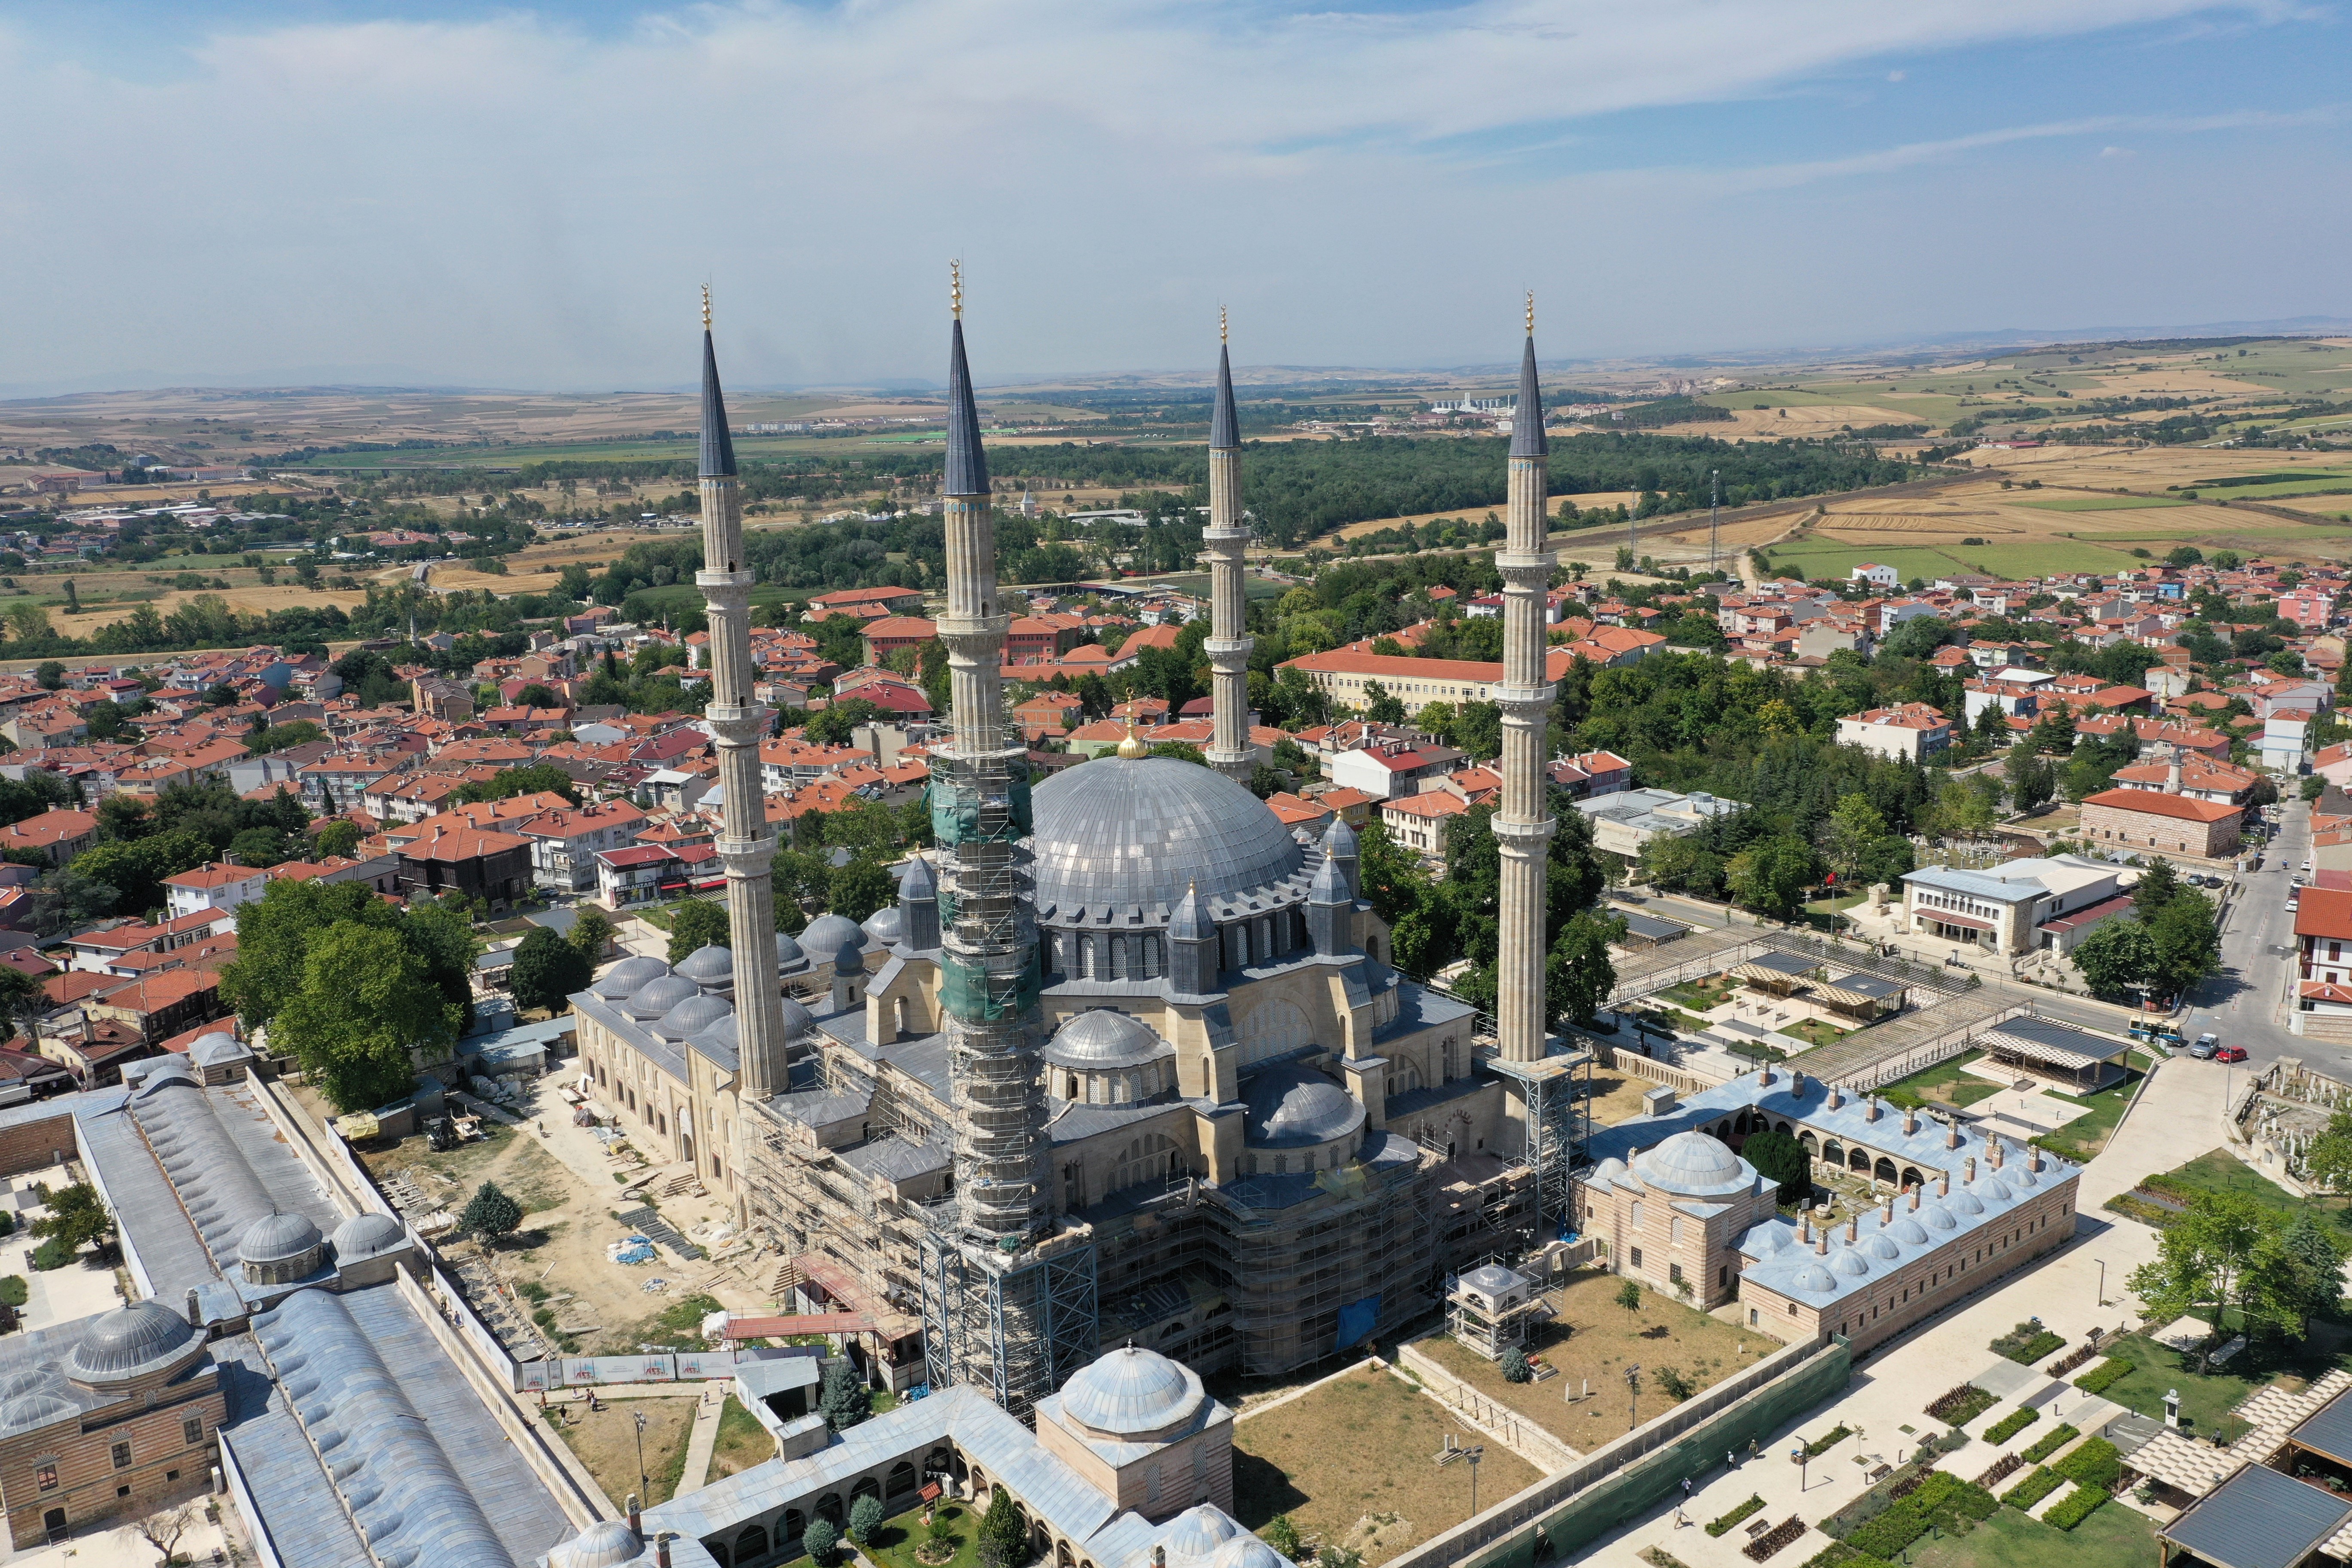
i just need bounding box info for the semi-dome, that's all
[864,906,906,945]
[1633,1131,1751,1196]
[1587,1156,1628,1185]
[1044,1010,1165,1070]
[1213,1535,1291,1568]
[801,913,865,969]
[592,955,670,1000]
[0,1392,74,1433]
[239,1211,322,1267]
[330,1212,407,1261]
[1158,1504,1241,1564]
[68,1300,198,1383]
[548,1520,643,1568]
[779,996,815,1040]
[653,992,733,1043]
[1738,1224,1790,1257]
[1242,1067,1365,1150]
[775,929,808,972]
[1031,757,1304,921]
[674,944,735,991]
[1059,1345,1203,1436]
[625,974,698,1021]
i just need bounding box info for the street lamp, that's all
[1464,1444,1484,1517]
[2097,1257,2107,1308]
[1625,1365,1642,1433]
[633,1408,649,1504]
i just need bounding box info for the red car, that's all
[2214,1045,2249,1063]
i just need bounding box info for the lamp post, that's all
[2097,1257,2107,1308]
[1626,1365,1642,1434]
[633,1408,649,1505]
[1465,1444,1484,1517]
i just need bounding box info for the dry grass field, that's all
[52,580,373,635]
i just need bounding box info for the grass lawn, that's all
[1878,1051,2003,1112]
[2012,496,2194,512]
[2029,1065,2150,1166]
[868,1500,977,1568]
[1909,1495,2158,1568]
[1231,1365,1538,1563]
[1944,539,2147,577]
[1761,542,1964,582]
[1581,1066,1671,1127]
[1660,976,1737,1013]
[1780,1018,1851,1050]
[2079,1323,2352,1442]
[551,1394,699,1507]
[2141,1148,2352,1234]
[709,1394,775,1481]
[1415,1272,1779,1451]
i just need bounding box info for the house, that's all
[1849,563,1900,588]
[2079,787,2244,860]
[162,862,270,921]
[80,970,222,1047]
[1380,791,1470,861]
[2296,887,2352,1018]
[2264,712,2314,775]
[1834,704,1953,763]
[1900,856,2131,957]
[393,824,534,910]
[807,586,925,618]
[0,808,98,868]
[1547,750,1632,799]
[595,844,682,910]
[1328,742,1459,802]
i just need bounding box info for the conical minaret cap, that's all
[698,328,738,479]
[945,317,990,498]
[1509,333,1547,459]
[1210,342,1240,450]
[1170,880,1215,942]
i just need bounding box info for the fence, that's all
[515,1347,777,1392]
[1380,1334,1852,1568]
[1396,1341,1582,1473]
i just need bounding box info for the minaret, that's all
[1204,309,1255,783]
[693,291,791,1100]
[1494,297,1556,1064]
[932,266,1050,1245]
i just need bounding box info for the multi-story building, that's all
[1834,703,1953,763]
[160,862,268,921]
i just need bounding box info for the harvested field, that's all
[1231,1365,1537,1564]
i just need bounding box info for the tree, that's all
[1501,1346,1532,1383]
[2132,858,2180,920]
[29,1182,114,1256]
[828,858,894,924]
[459,1181,524,1245]
[1361,680,1406,726]
[32,662,62,691]
[1725,836,1819,920]
[1824,793,1888,881]
[849,1494,885,1545]
[2004,746,2056,814]
[2127,1190,2276,1371]
[818,1357,870,1432]
[67,829,210,917]
[1544,912,1621,1028]
[804,1518,839,1566]
[2281,1211,2348,1332]
[2306,776,2329,803]
[132,1502,197,1567]
[312,818,364,860]
[803,698,883,748]
[569,904,616,960]
[270,923,453,1111]
[667,898,731,964]
[2070,918,2157,1000]
[1614,1279,1643,1312]
[977,1484,1026,1568]
[447,763,580,808]
[510,925,592,1014]
[1740,1129,1813,1209]
[2308,1110,2352,1194]
[227,826,294,867]
[2146,891,2223,1003]
[0,968,48,1054]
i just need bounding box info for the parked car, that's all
[2189,1034,2220,1059]
[2215,1045,2249,1063]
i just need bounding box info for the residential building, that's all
[1835,703,1954,763]
[0,809,97,868]
[596,844,681,909]
[392,824,533,909]
[1328,742,1461,802]
[2295,887,2352,1017]
[1380,790,1470,861]
[162,862,269,921]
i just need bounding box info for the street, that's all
[2176,795,2335,1079]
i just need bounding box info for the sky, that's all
[2,0,2349,394]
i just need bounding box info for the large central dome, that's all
[1031,756,1306,922]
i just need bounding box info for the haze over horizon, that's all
[5,0,2349,398]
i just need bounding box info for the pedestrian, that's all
[1727,1449,1736,1470]
[1681,1478,1691,1500]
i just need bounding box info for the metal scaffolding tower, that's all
[920,1231,1098,1422]
[1487,1047,1594,1242]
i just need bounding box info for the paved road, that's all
[2177,796,2328,1080]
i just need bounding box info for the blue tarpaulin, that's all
[1336,1293,1381,1351]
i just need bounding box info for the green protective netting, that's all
[1456,1339,1854,1568]
[928,775,1034,847]
[939,952,1043,1022]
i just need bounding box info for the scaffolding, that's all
[920,1230,1099,1422]
[1205,1160,1436,1378]
[1488,1047,1594,1243]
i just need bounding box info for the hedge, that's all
[1926,1384,1998,1425]
[1991,1323,2067,1365]
[1708,1496,1768,1538]
[1975,1454,2023,1489]
[2074,1357,2135,1395]
[2021,1424,2079,1464]
[1984,1407,2040,1444]
[2002,1467,2064,1511]
[2055,1437,2122,1493]
[2045,1485,2111,1531]
[1804,1426,1853,1458]
[1798,1547,1896,1568]
[1844,1473,1997,1559]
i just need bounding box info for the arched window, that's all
[852,1476,882,1503]
[1799,1131,1818,1153]
[784,1510,806,1545]
[736,1525,771,1561]
[1109,936,1127,979]
[1849,1148,1871,1173]
[1139,936,1161,978]
[1775,1121,1792,1135]
[1902,1166,1924,1190]
[1822,1139,1842,1164]
[1874,1157,1898,1185]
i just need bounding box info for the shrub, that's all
[1616,1279,1643,1311]
[1264,1518,1302,1559]
[1657,1366,1694,1401]
[2074,1357,2134,1395]
[804,1518,839,1565]
[2002,1467,2064,1511]
[978,1484,1027,1568]
[1926,1384,1997,1425]
[1742,1518,1807,1562]
[2054,1436,2121,1492]
[459,1181,524,1244]
[1798,1548,1895,1568]
[0,1276,24,1308]
[29,1237,74,1272]
[1501,1347,1531,1384]
[849,1494,885,1545]
[1707,1495,1767,1537]
[1975,1455,2023,1489]
[2021,1424,2079,1464]
[2045,1485,2110,1531]
[1804,1426,1853,1458]
[1844,1473,1994,1558]
[1984,1407,2040,1444]
[1990,1320,2065,1365]
[2046,1343,2100,1378]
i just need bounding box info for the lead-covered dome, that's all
[864,906,906,946]
[1044,1010,1165,1070]
[1158,1507,1240,1566]
[591,955,669,1001]
[801,913,865,970]
[1242,1066,1365,1150]
[548,1520,643,1568]
[1032,757,1304,921]
[1214,1535,1291,1568]
[674,944,735,992]
[331,1212,407,1261]
[625,974,697,1021]
[1059,1344,1204,1436]
[653,992,732,1043]
[1633,1130,1752,1197]
[0,1392,74,1433]
[69,1300,198,1383]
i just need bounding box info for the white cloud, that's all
[0,0,2331,389]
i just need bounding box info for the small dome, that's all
[1738,1225,1789,1257]
[1044,1010,1165,1070]
[1587,1157,1628,1185]
[779,996,815,1040]
[775,929,809,973]
[1921,1205,1957,1231]
[1460,1264,1525,1295]
[0,1370,48,1400]
[1159,1504,1241,1564]
[1635,1131,1749,1195]
[68,1301,198,1383]
[1887,1218,1929,1245]
[330,1212,407,1261]
[548,1520,643,1568]
[1829,1247,1871,1276]
[802,913,865,969]
[1864,1233,1902,1260]
[654,993,734,1043]
[1060,1345,1203,1437]
[625,974,698,1021]
[0,1392,74,1433]
[2009,1167,2038,1188]
[674,944,735,990]
[1242,1067,1366,1150]
[1976,1177,2014,1201]
[239,1211,322,1267]
[1947,1190,1984,1216]
[864,906,906,945]
[692,1014,740,1060]
[1790,1264,1838,1293]
[188,1031,251,1068]
[591,955,669,1000]
[1213,1534,1291,1568]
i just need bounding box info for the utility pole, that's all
[1626,1364,1641,1433]
[1709,469,1721,576]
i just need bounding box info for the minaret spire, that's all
[1494,302,1556,1063]
[689,295,789,1112]
[1203,312,1253,780]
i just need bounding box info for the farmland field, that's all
[2012,495,2193,512]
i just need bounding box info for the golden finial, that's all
[950,260,963,321]
[701,284,712,333]
[1525,290,1535,335]
[1219,305,1228,346]
[1116,720,1148,760]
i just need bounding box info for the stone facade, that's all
[2078,789,2242,859]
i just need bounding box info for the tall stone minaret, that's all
[694,292,792,1100]
[1204,311,1254,784]
[1494,297,1556,1064]
[932,267,1049,1244]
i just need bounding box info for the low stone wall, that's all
[1396,1341,1582,1473]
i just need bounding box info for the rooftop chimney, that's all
[1909,1186,1922,1211]
[1758,1063,1774,1088]
[628,1494,641,1540]
[1866,1094,1881,1123]
[1903,1106,1918,1135]
[1964,1157,1978,1182]
[1939,1172,1951,1197]
[657,1534,674,1568]
[2030,1144,2045,1173]
[1846,1215,1859,1243]
[1817,1232,1828,1256]
[1946,1117,1961,1150]
[1990,1133,2006,1169]
[1882,1198,1895,1226]
[1792,1072,1808,1096]
[1827,1084,1843,1110]
[1800,1216,1812,1244]
[185,1288,201,1327]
